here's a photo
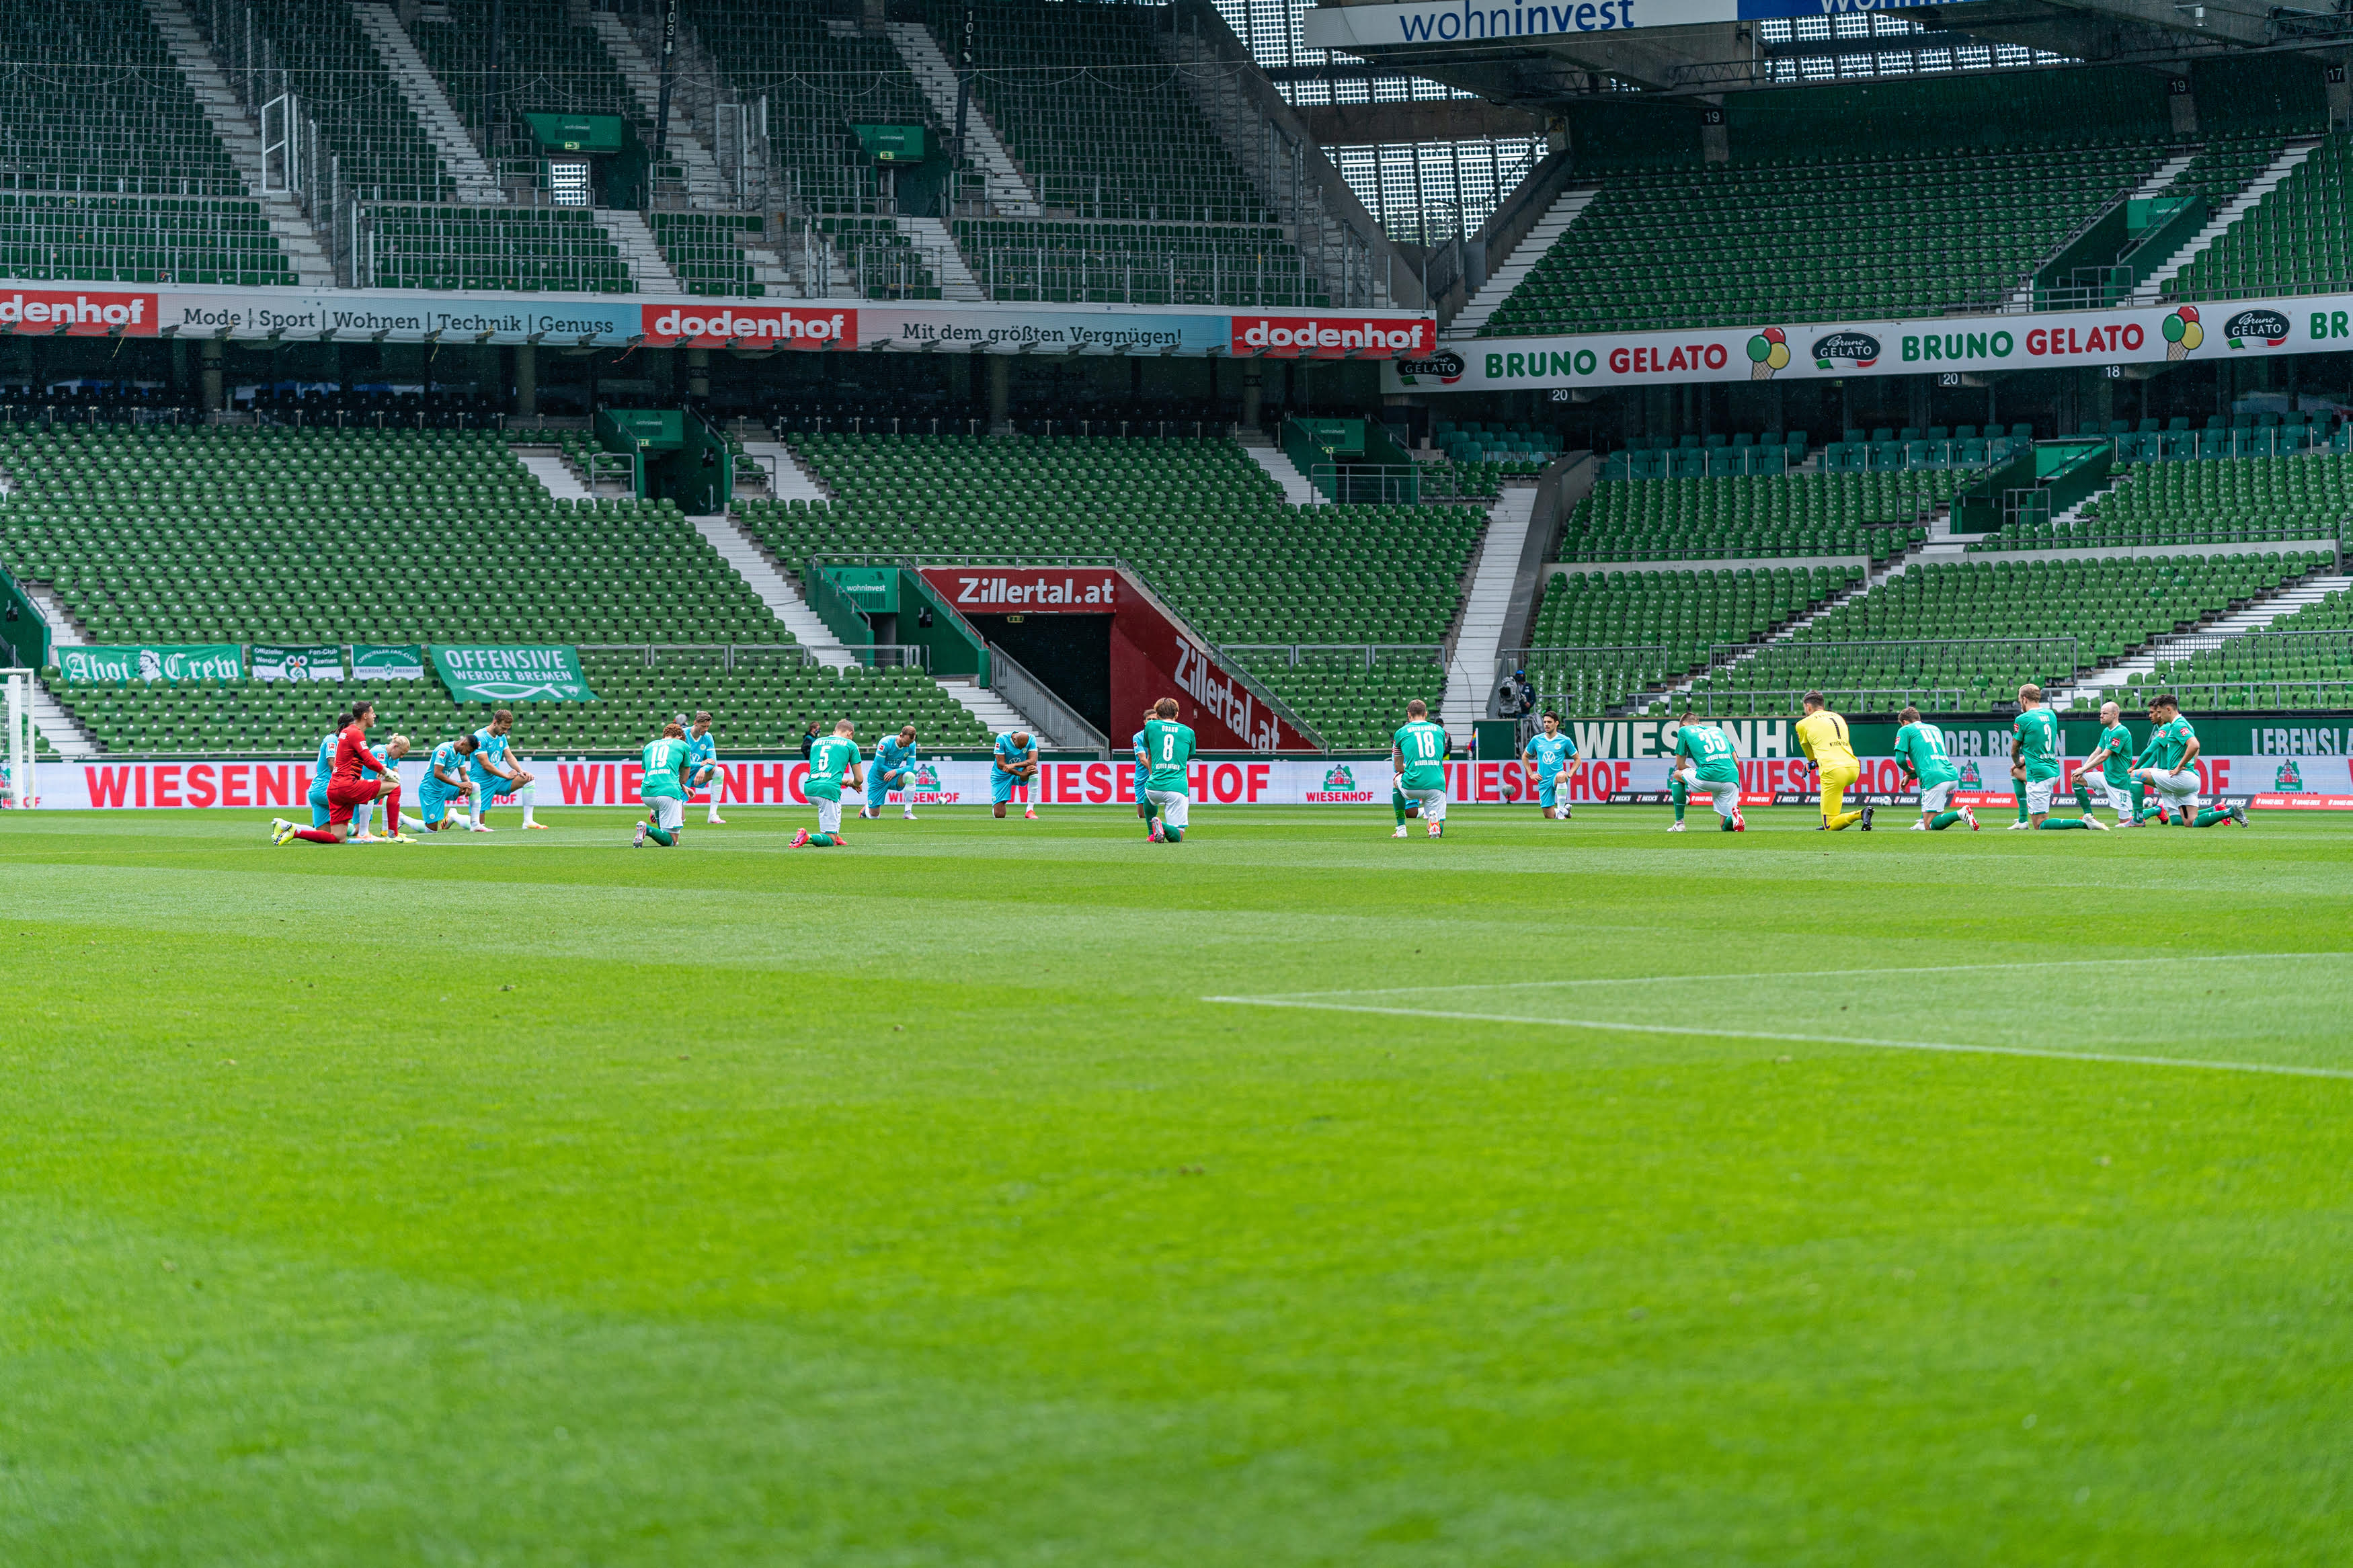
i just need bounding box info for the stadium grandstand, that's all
[0,0,2348,791]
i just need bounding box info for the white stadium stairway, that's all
[1443,487,1536,742]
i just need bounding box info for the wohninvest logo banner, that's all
[1304,0,1931,47]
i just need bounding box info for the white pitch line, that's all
[1258,952,2353,1000]
[1201,995,2353,1082]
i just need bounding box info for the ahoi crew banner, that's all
[24,283,1429,359]
[1386,300,2324,393]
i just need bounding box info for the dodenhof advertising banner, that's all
[58,644,244,684]
[352,643,426,679]
[251,644,344,682]
[430,645,596,702]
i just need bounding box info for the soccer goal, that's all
[3,667,35,809]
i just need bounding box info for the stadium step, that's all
[2061,572,2353,704]
[1236,436,1320,509]
[892,216,988,301]
[583,5,729,210]
[739,442,833,507]
[2004,153,2195,309]
[26,675,99,760]
[143,0,335,286]
[348,1,506,204]
[686,512,856,668]
[883,22,1041,216]
[24,582,89,651]
[513,447,596,503]
[2137,136,2326,299]
[597,208,686,295]
[1444,486,1536,741]
[1447,185,1601,338]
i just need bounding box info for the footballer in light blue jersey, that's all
[465,707,543,830]
[864,726,920,819]
[1131,709,1154,817]
[992,730,1039,817]
[309,726,339,828]
[686,711,725,825]
[1523,712,1581,821]
[417,733,478,830]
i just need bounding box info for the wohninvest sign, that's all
[1304,0,1930,46]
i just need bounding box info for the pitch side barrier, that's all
[36,716,2353,810]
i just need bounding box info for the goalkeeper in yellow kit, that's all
[1796,691,1872,831]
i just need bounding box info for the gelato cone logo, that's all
[2163,306,2203,362]
[1323,763,1358,790]
[2275,757,2305,790]
[2223,308,2290,349]
[1810,330,1881,371]
[1746,327,1790,380]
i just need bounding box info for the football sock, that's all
[2194,809,2231,827]
[1393,786,1410,827]
[518,785,536,826]
[645,825,674,847]
[2036,817,2089,829]
[1671,776,1687,823]
[1718,811,1736,831]
[2073,778,2093,811]
[2135,780,2153,819]
[2014,794,2030,823]
[354,803,374,836]
[1165,825,1182,843]
[1828,809,1862,830]
[292,827,339,843]
[807,832,838,847]
[1929,810,1963,831]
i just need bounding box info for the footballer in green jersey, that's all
[1391,698,1450,838]
[794,718,865,847]
[1892,706,1975,831]
[1665,714,1744,832]
[1142,698,1197,843]
[2011,684,2102,830]
[2070,700,2145,826]
[2133,696,2245,827]
[633,723,692,848]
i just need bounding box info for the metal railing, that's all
[2143,624,2353,666]
[1302,462,1509,506]
[1706,635,2085,684]
[577,642,814,673]
[1666,686,1972,718]
[1225,643,1443,671]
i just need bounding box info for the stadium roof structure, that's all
[1296,0,2353,103]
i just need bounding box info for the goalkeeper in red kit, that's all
[271,700,412,844]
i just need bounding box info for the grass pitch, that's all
[3,804,2350,1565]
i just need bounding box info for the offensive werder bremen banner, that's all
[251,644,344,682]
[351,643,425,679]
[430,645,595,702]
[57,644,243,684]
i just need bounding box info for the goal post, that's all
[3,667,34,809]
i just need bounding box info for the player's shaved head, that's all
[899,725,916,741]
[1155,697,1179,718]
[1011,731,1031,747]
[2100,700,2120,721]
[1406,698,1427,718]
